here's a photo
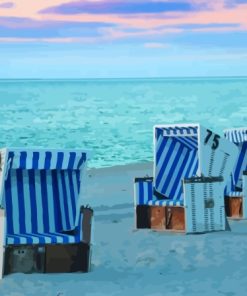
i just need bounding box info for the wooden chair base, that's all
[225,196,243,219]
[136,205,151,228]
[4,245,45,274]
[136,205,185,232]
[150,206,185,232]
[4,242,91,275]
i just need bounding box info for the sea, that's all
[0,77,246,168]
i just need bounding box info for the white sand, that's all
[84,162,153,208]
[1,162,247,296]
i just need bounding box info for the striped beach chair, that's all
[224,128,247,218]
[134,124,238,233]
[0,148,93,278]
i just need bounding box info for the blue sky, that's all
[0,0,247,78]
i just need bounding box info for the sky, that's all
[0,0,247,78]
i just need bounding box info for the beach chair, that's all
[224,128,247,219]
[134,124,238,233]
[0,148,93,278]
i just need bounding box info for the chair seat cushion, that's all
[225,191,243,197]
[6,231,81,245]
[146,199,184,207]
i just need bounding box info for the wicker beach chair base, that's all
[150,206,185,232]
[4,242,91,275]
[225,197,243,219]
[136,205,185,232]
[136,205,151,228]
[150,206,165,230]
[4,245,45,274]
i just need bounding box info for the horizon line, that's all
[0,75,247,81]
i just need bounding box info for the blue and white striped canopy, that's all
[224,128,247,190]
[154,125,199,201]
[6,149,87,170]
[0,148,88,245]
[224,128,247,143]
[154,124,238,202]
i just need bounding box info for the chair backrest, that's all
[154,124,238,200]
[0,149,87,235]
[154,125,199,201]
[224,128,247,190]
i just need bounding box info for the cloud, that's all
[225,0,247,6]
[144,42,169,48]
[0,37,100,43]
[0,2,14,8]
[0,0,247,44]
[35,1,247,33]
[40,0,193,15]
[0,17,115,39]
[177,23,241,29]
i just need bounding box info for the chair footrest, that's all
[225,196,243,218]
[135,205,185,231]
[45,243,91,273]
[150,206,185,231]
[4,245,45,275]
[4,243,91,275]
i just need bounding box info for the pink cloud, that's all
[0,2,14,9]
[38,5,247,32]
[144,42,170,48]
[0,0,247,43]
[0,36,100,43]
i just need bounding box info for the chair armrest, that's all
[241,173,247,218]
[183,176,224,184]
[0,208,5,246]
[134,177,153,183]
[80,205,94,214]
[80,206,94,244]
[243,173,247,196]
[0,208,5,279]
[134,177,153,206]
[183,176,225,233]
[61,206,94,244]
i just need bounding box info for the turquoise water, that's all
[0,77,246,168]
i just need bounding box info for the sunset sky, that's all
[1,0,247,78]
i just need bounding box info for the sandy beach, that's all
[85,162,153,208]
[1,162,247,296]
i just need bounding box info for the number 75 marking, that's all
[204,129,220,150]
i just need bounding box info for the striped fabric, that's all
[224,128,247,143]
[232,142,247,188]
[225,191,243,197]
[3,149,87,245]
[134,179,153,205]
[225,129,247,190]
[6,217,82,245]
[224,174,235,194]
[162,126,198,138]
[7,149,86,170]
[134,178,184,206]
[146,199,184,207]
[154,126,199,201]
